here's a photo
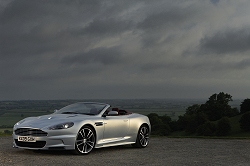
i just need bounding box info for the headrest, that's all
[112,108,119,111]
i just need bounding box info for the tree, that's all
[185,104,201,115]
[176,104,208,134]
[229,107,239,117]
[239,112,250,131]
[216,117,231,136]
[177,115,187,131]
[240,99,250,114]
[200,92,234,121]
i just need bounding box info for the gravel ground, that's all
[1,136,250,166]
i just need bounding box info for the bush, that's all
[239,112,250,131]
[4,130,11,134]
[169,120,179,131]
[154,124,171,136]
[197,121,217,136]
[216,117,231,136]
[183,112,208,134]
[147,113,172,136]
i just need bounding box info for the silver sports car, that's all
[13,102,151,154]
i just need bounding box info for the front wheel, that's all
[74,126,95,155]
[132,124,150,148]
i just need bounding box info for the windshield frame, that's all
[55,102,108,115]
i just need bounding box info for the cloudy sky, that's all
[1,0,250,100]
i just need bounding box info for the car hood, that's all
[14,114,92,129]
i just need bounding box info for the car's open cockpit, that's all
[103,107,132,116]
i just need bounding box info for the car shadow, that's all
[13,144,136,156]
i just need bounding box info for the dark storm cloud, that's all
[0,0,103,58]
[210,0,220,5]
[235,58,250,70]
[136,4,197,47]
[138,10,189,31]
[71,18,133,37]
[142,55,250,73]
[200,28,250,54]
[0,0,136,59]
[0,0,101,22]
[1,0,250,100]
[61,46,124,65]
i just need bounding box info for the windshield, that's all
[55,103,107,115]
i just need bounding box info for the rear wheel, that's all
[132,124,149,148]
[74,126,95,155]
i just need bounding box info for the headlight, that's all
[48,122,74,130]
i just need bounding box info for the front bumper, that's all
[13,130,76,150]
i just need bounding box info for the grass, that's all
[0,128,13,136]
[0,128,12,132]
[227,114,250,138]
[0,133,11,136]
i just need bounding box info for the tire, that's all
[74,126,96,155]
[132,124,150,148]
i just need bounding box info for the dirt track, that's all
[1,136,250,166]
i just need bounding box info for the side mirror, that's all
[102,111,118,117]
[54,109,58,113]
[108,111,118,115]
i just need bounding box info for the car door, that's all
[103,115,129,140]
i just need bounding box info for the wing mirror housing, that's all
[102,111,118,117]
[108,111,118,115]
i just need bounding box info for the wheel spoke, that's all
[87,131,93,139]
[86,141,94,148]
[140,137,145,144]
[80,130,84,138]
[83,144,88,153]
[140,137,147,146]
[83,129,87,138]
[76,140,84,146]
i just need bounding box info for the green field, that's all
[0,109,53,135]
[0,128,12,134]
[0,109,53,127]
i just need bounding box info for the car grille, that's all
[15,128,48,136]
[15,139,46,148]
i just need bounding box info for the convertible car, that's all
[13,102,151,154]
